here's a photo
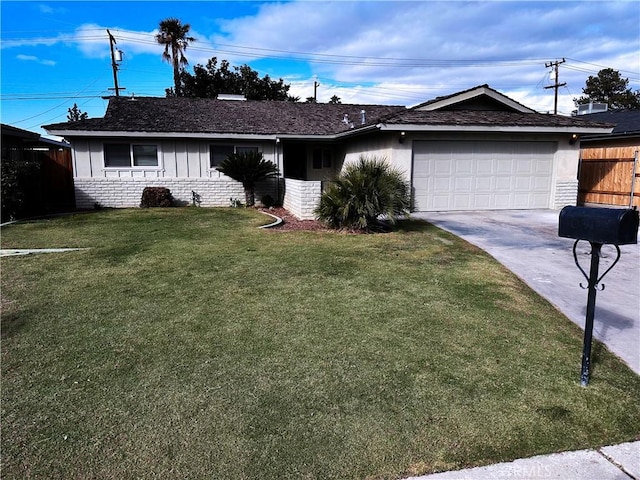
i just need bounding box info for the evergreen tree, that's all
[67,103,88,122]
[574,68,640,110]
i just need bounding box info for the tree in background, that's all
[329,95,341,104]
[215,151,279,207]
[155,18,196,97]
[574,68,640,110]
[67,103,88,122]
[175,57,292,101]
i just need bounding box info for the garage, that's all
[412,140,556,211]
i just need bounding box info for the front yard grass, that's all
[1,208,639,479]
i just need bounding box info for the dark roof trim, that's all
[1,123,41,140]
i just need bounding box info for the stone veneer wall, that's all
[283,178,322,220]
[74,178,277,209]
[554,179,578,209]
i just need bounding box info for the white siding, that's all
[70,137,280,209]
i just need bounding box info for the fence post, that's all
[631,150,638,209]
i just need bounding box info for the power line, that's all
[544,58,567,114]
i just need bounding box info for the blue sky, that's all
[1,0,639,138]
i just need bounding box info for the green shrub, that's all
[140,187,174,208]
[315,156,410,231]
[216,151,278,207]
[1,156,42,222]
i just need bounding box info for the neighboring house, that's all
[1,124,75,218]
[576,110,639,208]
[43,85,612,219]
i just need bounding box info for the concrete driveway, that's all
[413,209,640,375]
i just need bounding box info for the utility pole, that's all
[313,78,319,102]
[107,30,125,96]
[544,58,566,114]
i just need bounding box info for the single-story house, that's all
[44,85,613,219]
[576,109,639,207]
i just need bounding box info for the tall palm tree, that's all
[155,18,196,96]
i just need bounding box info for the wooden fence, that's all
[40,147,75,211]
[578,145,640,208]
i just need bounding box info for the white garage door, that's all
[412,140,555,211]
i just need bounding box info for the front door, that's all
[283,142,308,180]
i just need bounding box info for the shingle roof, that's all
[44,97,405,136]
[378,109,614,129]
[577,110,640,135]
[43,93,614,137]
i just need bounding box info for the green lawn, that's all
[1,208,639,479]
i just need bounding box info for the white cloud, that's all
[37,3,54,14]
[212,0,640,112]
[16,54,56,66]
[73,23,214,67]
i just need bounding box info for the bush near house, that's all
[0,156,42,222]
[216,151,278,207]
[140,187,174,208]
[315,156,411,231]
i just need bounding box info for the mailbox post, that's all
[558,206,639,386]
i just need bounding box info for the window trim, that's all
[209,144,261,170]
[311,147,333,170]
[103,142,161,169]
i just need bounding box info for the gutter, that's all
[43,130,282,140]
[375,123,614,135]
[46,122,613,142]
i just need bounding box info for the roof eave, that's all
[43,129,281,140]
[414,85,535,113]
[45,126,382,141]
[376,124,614,134]
[581,131,640,141]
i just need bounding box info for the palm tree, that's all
[155,18,196,96]
[216,151,279,206]
[315,156,410,231]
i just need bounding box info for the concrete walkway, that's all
[406,441,639,480]
[0,248,88,257]
[414,209,640,374]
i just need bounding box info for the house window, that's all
[312,148,332,169]
[210,145,260,168]
[133,145,158,166]
[210,145,234,168]
[236,146,259,155]
[104,143,159,168]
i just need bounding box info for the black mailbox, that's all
[559,206,639,245]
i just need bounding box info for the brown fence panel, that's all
[578,145,639,208]
[39,147,75,211]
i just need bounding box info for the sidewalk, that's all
[406,441,639,480]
